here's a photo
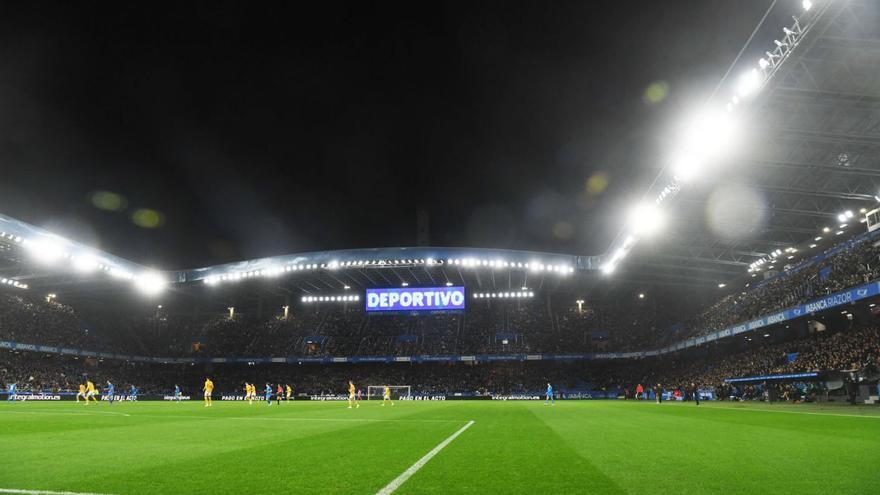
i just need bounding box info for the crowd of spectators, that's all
[3,231,880,400]
[4,323,877,399]
[656,236,880,349]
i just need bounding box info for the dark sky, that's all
[0,1,778,270]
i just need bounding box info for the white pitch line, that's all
[0,410,130,417]
[0,489,116,495]
[376,420,474,495]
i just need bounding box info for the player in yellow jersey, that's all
[347,380,359,409]
[85,380,98,404]
[382,385,394,407]
[203,378,214,407]
[285,384,292,402]
[246,383,254,404]
[76,383,86,403]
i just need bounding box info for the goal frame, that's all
[366,385,411,400]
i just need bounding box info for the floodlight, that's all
[802,0,812,11]
[671,153,701,181]
[26,239,64,265]
[758,58,770,69]
[845,210,854,218]
[135,272,166,296]
[72,254,100,273]
[736,68,761,97]
[627,202,664,237]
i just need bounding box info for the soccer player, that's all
[6,383,16,401]
[243,382,250,403]
[691,382,700,406]
[285,384,292,402]
[129,385,138,401]
[655,383,663,404]
[635,383,644,400]
[174,384,182,403]
[106,381,115,405]
[85,380,98,404]
[76,383,86,403]
[382,385,393,407]
[276,384,284,405]
[545,383,554,405]
[203,377,214,407]
[264,383,273,406]
[347,381,359,409]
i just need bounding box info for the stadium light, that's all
[628,202,664,237]
[638,293,645,299]
[72,254,100,273]
[802,0,812,11]
[26,239,65,265]
[845,210,854,218]
[736,68,762,97]
[135,272,167,296]
[718,283,726,288]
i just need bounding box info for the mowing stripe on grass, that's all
[0,489,116,495]
[376,420,475,495]
[126,413,465,424]
[694,403,880,419]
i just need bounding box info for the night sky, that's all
[0,1,779,270]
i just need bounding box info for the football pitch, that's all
[1,400,879,494]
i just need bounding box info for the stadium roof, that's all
[0,212,603,303]
[604,0,880,290]
[2,0,877,301]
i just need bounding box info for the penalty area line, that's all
[376,420,475,495]
[0,489,117,495]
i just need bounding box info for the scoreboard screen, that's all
[365,286,465,312]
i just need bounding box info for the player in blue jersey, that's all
[174,385,182,402]
[545,383,554,405]
[129,385,139,401]
[106,381,115,405]
[6,383,16,401]
[265,383,273,406]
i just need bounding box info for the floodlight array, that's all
[1,231,165,295]
[203,256,574,286]
[472,291,534,299]
[301,294,360,303]
[0,277,27,290]
[603,1,822,278]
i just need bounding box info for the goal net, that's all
[366,385,412,400]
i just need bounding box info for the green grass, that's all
[1,400,879,494]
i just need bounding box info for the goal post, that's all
[366,385,411,400]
